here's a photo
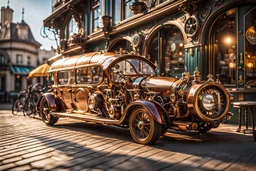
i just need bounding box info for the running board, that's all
[51,112,119,125]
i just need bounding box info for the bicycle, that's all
[23,83,45,117]
[12,90,27,115]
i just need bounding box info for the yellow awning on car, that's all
[28,63,50,78]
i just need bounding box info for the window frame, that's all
[57,70,75,86]
[92,0,102,32]
[0,54,6,65]
[16,54,23,64]
[208,8,238,87]
[27,56,31,65]
[76,65,104,85]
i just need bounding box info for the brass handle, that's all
[240,53,243,65]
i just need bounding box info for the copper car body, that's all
[40,52,233,144]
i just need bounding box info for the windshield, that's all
[110,58,155,82]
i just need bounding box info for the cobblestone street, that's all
[0,109,256,171]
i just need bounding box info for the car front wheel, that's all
[40,97,59,125]
[129,108,162,144]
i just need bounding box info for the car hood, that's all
[145,76,177,89]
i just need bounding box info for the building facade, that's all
[0,5,54,102]
[44,0,256,121]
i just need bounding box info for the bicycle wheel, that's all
[19,95,26,110]
[23,100,35,117]
[12,99,20,115]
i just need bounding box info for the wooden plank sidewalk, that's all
[0,110,255,171]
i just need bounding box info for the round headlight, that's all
[202,94,215,111]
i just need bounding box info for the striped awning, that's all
[10,65,33,75]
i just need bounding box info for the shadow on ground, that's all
[24,118,256,170]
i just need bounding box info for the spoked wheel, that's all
[40,97,58,125]
[12,99,21,115]
[23,101,35,117]
[129,108,162,144]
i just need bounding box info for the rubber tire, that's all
[40,97,59,125]
[161,126,168,136]
[12,99,20,115]
[129,108,162,145]
[23,100,34,117]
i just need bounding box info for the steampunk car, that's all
[40,52,233,144]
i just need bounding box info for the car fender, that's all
[122,100,167,125]
[41,93,59,112]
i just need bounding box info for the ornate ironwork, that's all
[246,80,256,88]
[214,0,224,7]
[238,75,244,85]
[199,6,211,21]
[178,0,197,16]
[185,15,199,37]
[179,15,187,23]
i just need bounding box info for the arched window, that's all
[209,8,237,86]
[147,25,185,77]
[64,17,79,40]
[109,39,133,53]
[69,17,79,37]
[244,8,256,86]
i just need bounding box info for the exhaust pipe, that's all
[172,121,198,131]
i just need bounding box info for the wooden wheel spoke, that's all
[138,112,143,121]
[142,128,149,137]
[140,129,144,138]
[135,116,140,123]
[144,122,150,126]
[144,126,150,132]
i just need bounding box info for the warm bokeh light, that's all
[229,61,236,68]
[247,62,254,69]
[225,37,232,44]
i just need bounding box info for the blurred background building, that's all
[0,4,55,102]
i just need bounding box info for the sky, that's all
[0,0,57,50]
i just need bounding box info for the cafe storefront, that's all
[44,0,256,123]
[200,1,256,113]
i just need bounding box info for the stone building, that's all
[0,4,54,102]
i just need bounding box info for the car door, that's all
[57,70,74,111]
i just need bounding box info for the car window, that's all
[76,65,103,84]
[58,70,74,85]
[110,59,155,82]
[49,73,55,85]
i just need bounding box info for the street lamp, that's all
[101,15,112,51]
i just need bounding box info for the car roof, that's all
[49,52,156,72]
[49,52,117,72]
